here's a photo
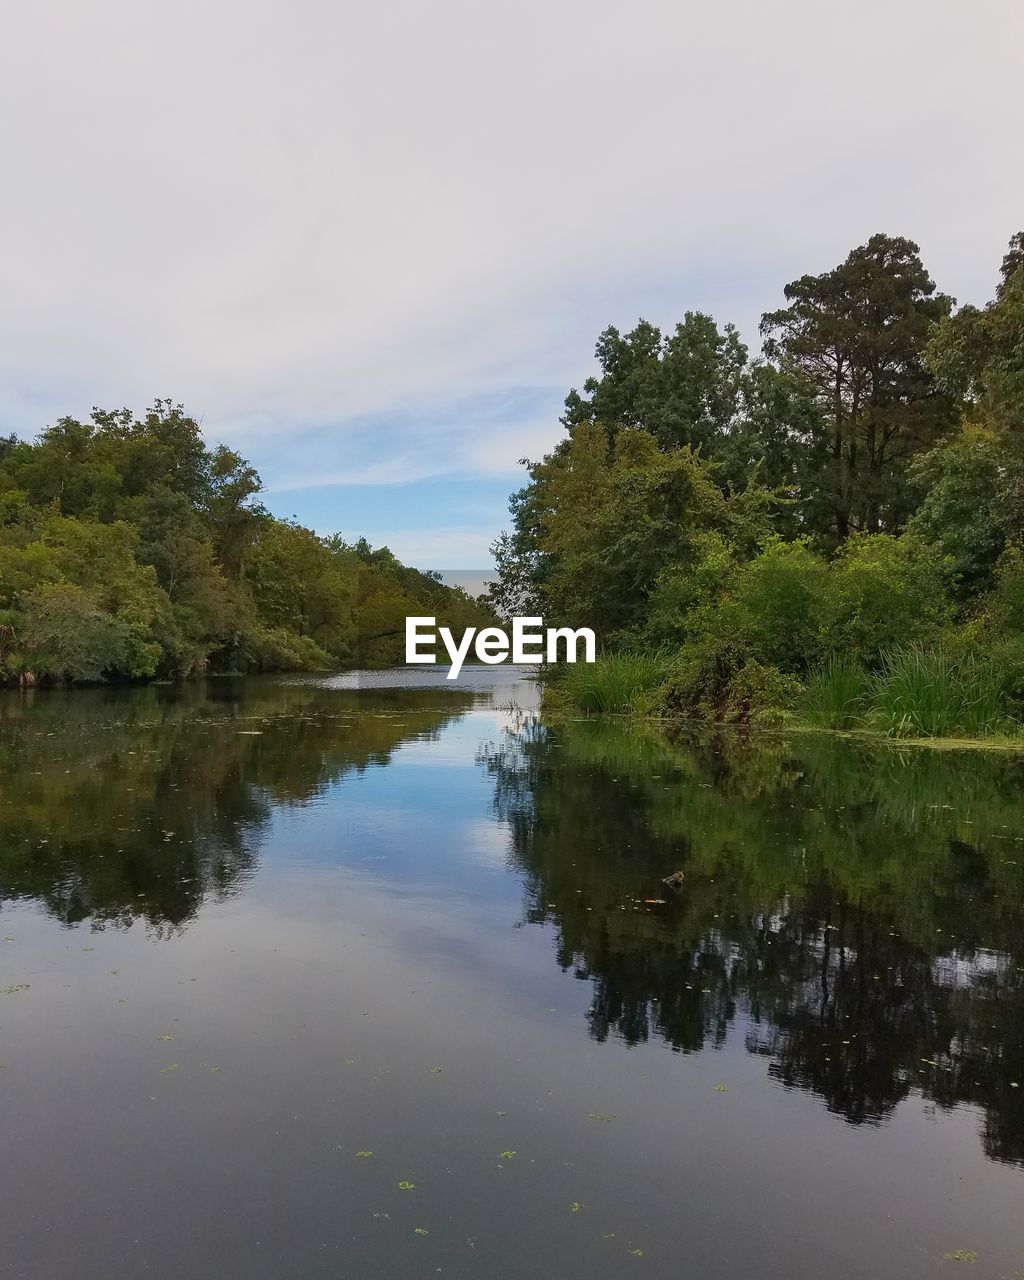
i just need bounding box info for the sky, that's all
[2,0,1022,568]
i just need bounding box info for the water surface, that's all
[1,670,1022,1278]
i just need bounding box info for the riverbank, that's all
[543,650,1024,751]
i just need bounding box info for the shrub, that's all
[983,543,1024,634]
[727,538,829,671]
[19,583,129,682]
[659,645,797,724]
[226,623,333,673]
[821,534,953,666]
[719,659,800,724]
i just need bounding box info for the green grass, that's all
[801,646,1012,738]
[557,643,1021,742]
[556,652,670,715]
[868,645,1009,738]
[801,655,870,729]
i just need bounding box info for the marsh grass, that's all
[556,652,670,715]
[803,645,1011,738]
[800,656,870,729]
[558,643,1020,741]
[868,646,1008,738]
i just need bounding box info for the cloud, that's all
[255,389,565,493]
[1,0,1022,561]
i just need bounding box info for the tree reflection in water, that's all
[0,679,475,935]
[480,716,1024,1166]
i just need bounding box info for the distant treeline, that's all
[492,232,1024,735]
[0,405,495,684]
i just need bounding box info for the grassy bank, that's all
[545,646,1024,748]
[545,651,671,714]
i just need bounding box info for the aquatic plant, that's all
[555,652,670,715]
[800,655,870,729]
[868,646,1009,738]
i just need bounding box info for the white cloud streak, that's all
[1,0,1022,509]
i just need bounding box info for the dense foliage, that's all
[493,232,1024,734]
[0,404,494,683]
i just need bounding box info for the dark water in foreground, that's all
[1,670,1023,1279]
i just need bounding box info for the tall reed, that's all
[868,645,1008,738]
[558,651,670,715]
[800,655,869,729]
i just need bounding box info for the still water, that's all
[0,669,1022,1278]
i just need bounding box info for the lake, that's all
[0,668,1022,1278]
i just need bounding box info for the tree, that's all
[563,313,748,454]
[492,310,823,623]
[246,520,356,659]
[205,445,265,576]
[0,402,498,683]
[761,234,955,541]
[504,423,769,644]
[561,312,825,502]
[908,427,1024,595]
[926,230,1024,435]
[999,232,1024,298]
[19,583,129,682]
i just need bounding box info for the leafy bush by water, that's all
[571,641,1021,740]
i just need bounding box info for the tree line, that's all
[0,404,495,684]
[492,231,1024,730]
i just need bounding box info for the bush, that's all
[719,659,800,724]
[19,583,129,682]
[821,534,953,666]
[983,544,1024,634]
[659,646,798,724]
[724,538,829,672]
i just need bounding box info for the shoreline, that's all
[541,697,1024,754]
